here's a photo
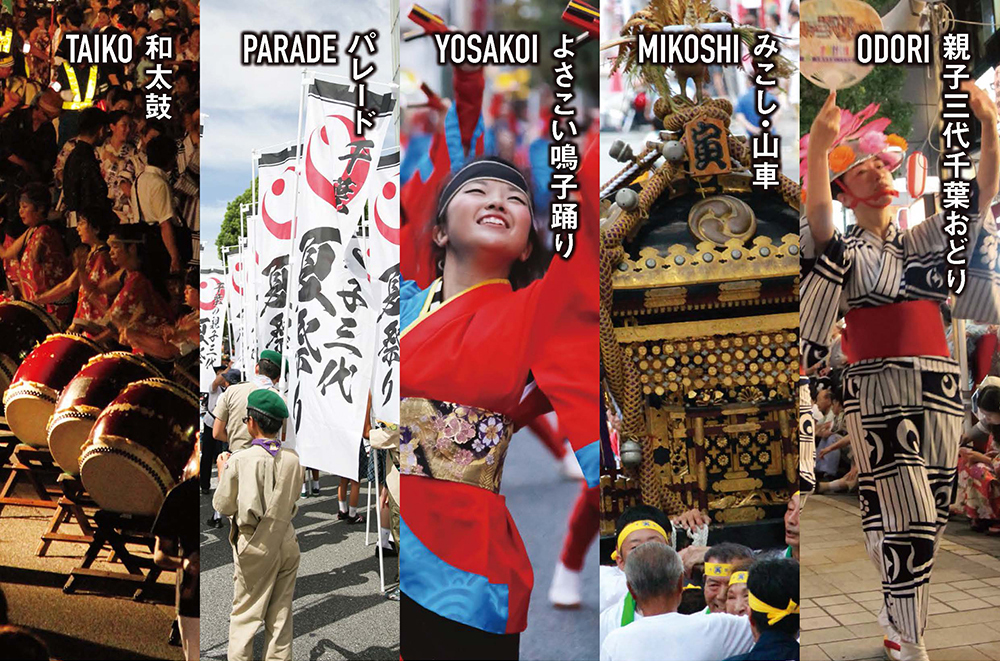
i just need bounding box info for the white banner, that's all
[254,143,298,355]
[199,267,227,391]
[368,147,400,425]
[224,247,245,371]
[289,73,396,480]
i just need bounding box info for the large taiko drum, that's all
[3,333,102,447]
[0,301,60,404]
[47,352,162,475]
[79,378,198,516]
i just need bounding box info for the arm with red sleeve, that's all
[526,136,600,487]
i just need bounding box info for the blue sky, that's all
[201,0,393,267]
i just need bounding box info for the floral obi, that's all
[400,398,513,494]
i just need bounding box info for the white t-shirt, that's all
[600,593,644,649]
[131,164,175,225]
[202,381,224,429]
[601,611,754,661]
[600,565,628,612]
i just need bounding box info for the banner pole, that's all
[278,69,310,396]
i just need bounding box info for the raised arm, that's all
[965,81,999,214]
[805,91,842,253]
[0,229,27,261]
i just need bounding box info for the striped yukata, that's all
[800,194,1000,645]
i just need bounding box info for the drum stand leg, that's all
[0,444,61,516]
[64,509,170,603]
[37,475,95,557]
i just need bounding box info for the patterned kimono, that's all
[105,270,174,335]
[20,224,72,324]
[399,145,599,638]
[73,245,113,329]
[954,431,1000,522]
[99,139,138,223]
[800,192,1000,644]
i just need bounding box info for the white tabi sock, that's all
[339,499,348,513]
[312,479,320,489]
[349,505,357,517]
[379,527,391,547]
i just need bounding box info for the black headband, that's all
[437,159,532,221]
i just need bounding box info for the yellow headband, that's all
[682,583,702,592]
[611,520,669,561]
[729,570,748,586]
[748,591,799,625]
[704,562,733,578]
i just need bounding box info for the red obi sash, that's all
[841,300,949,364]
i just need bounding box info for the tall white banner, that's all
[254,144,298,355]
[289,73,396,480]
[199,267,227,391]
[224,247,245,371]
[368,147,400,425]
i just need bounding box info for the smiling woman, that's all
[399,151,601,659]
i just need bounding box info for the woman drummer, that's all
[0,183,73,324]
[100,224,175,351]
[34,205,114,336]
[399,153,599,659]
[800,82,1000,660]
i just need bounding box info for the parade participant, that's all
[702,543,755,614]
[785,491,800,560]
[399,148,600,660]
[549,482,598,608]
[207,354,279,531]
[62,107,111,228]
[213,389,303,661]
[202,364,237,495]
[0,52,39,117]
[102,225,175,342]
[0,182,72,323]
[600,543,754,661]
[721,558,799,661]
[725,568,750,618]
[598,512,671,649]
[801,81,1000,660]
[34,206,113,334]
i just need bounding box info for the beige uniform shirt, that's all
[212,376,278,452]
[212,444,304,583]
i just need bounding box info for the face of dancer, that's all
[111,114,131,143]
[703,563,730,613]
[837,158,896,209]
[437,179,533,272]
[726,582,749,617]
[614,528,668,571]
[981,409,1000,426]
[785,491,800,552]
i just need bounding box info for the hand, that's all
[679,545,709,575]
[962,80,998,126]
[170,257,182,274]
[809,90,841,153]
[671,508,710,531]
[216,451,230,475]
[817,447,830,460]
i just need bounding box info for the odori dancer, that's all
[800,83,1000,661]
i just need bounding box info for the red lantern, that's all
[907,152,927,198]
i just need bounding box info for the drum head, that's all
[4,390,55,447]
[47,415,95,475]
[79,442,173,516]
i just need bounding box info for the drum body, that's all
[80,378,198,516]
[47,352,161,474]
[0,301,59,403]
[3,333,101,447]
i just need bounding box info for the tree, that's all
[215,180,255,260]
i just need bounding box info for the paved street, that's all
[0,471,181,661]
[502,427,600,661]
[801,494,1000,661]
[200,470,399,660]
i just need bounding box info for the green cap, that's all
[259,349,283,367]
[246,389,288,420]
